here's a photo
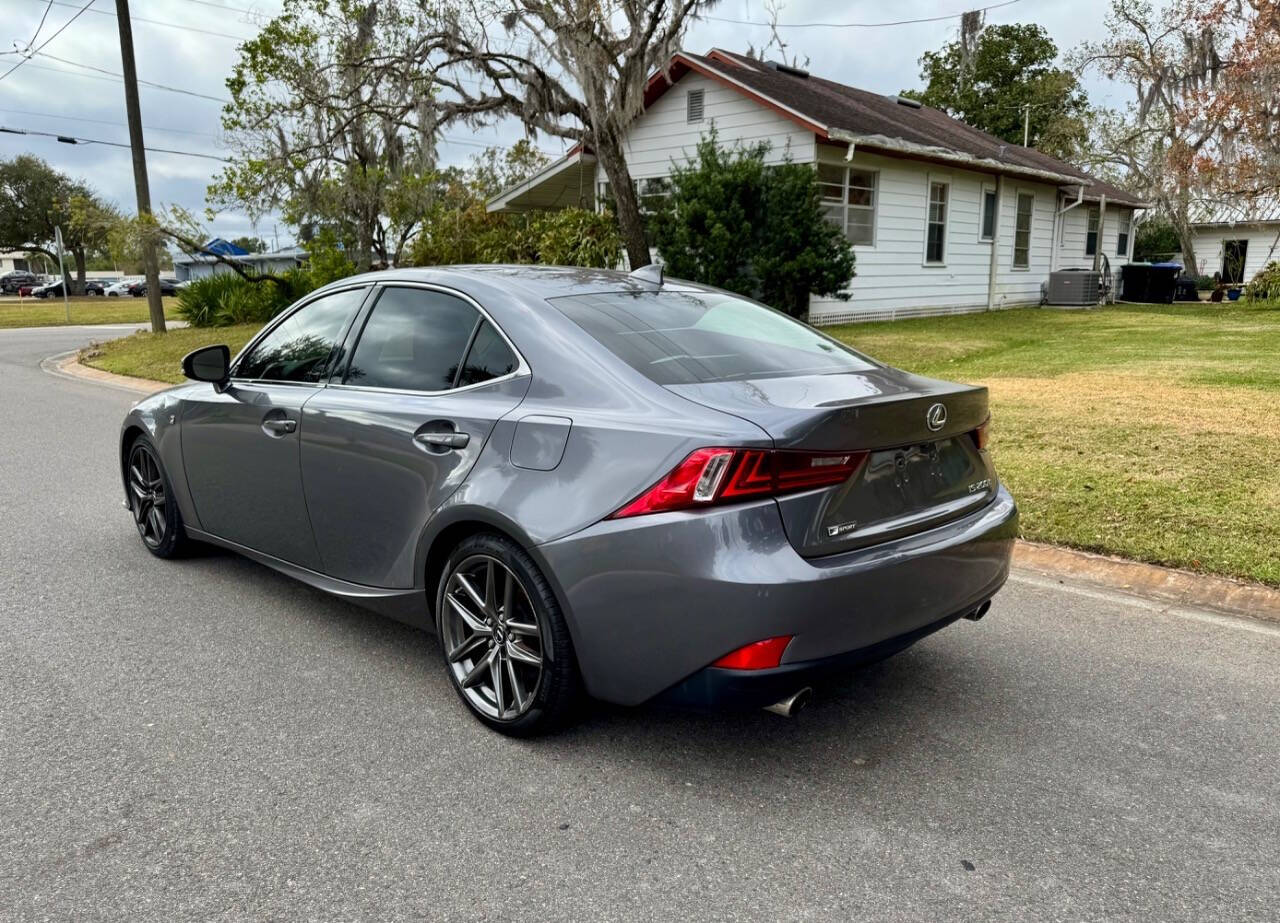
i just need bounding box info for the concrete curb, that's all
[1013,542,1280,623]
[45,351,172,395]
[43,348,1280,624]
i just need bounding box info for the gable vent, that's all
[765,61,809,78]
[891,95,923,109]
[686,88,705,123]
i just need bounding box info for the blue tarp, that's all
[204,238,250,256]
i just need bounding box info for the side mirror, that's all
[182,344,231,391]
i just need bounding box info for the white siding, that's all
[590,76,1151,321]
[618,72,816,179]
[809,149,1057,323]
[1188,225,1280,282]
[1055,202,1135,271]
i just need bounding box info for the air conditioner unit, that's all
[1047,269,1101,306]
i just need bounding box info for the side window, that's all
[235,287,365,383]
[345,287,480,391]
[1013,192,1035,269]
[981,188,997,241]
[458,321,519,387]
[925,181,948,264]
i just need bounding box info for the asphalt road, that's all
[2,325,1278,922]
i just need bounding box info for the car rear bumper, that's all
[653,606,977,710]
[536,485,1018,706]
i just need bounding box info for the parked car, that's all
[1,270,38,294]
[32,280,65,299]
[132,277,181,296]
[104,280,134,297]
[119,266,1017,736]
[84,280,107,296]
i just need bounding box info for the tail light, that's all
[972,417,991,451]
[610,447,867,519]
[711,635,793,670]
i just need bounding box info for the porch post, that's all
[986,173,1004,311]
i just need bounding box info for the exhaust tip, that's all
[764,686,813,718]
[964,600,993,622]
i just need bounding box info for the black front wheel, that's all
[127,437,189,558]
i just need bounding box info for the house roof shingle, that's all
[656,50,1150,208]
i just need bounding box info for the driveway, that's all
[2,326,1277,922]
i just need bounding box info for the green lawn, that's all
[80,323,260,384]
[829,301,1280,586]
[0,296,178,329]
[82,300,1280,586]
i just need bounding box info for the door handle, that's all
[414,431,469,449]
[262,418,297,436]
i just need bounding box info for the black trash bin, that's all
[1121,263,1151,301]
[1147,262,1182,303]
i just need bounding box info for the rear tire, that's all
[126,435,190,559]
[436,533,583,737]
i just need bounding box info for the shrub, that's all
[651,130,854,318]
[1195,274,1215,291]
[304,230,357,287]
[1245,261,1280,301]
[406,204,621,269]
[176,272,292,327]
[528,208,622,268]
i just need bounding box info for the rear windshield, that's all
[549,290,878,385]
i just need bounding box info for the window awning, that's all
[486,149,597,214]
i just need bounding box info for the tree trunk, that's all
[593,129,649,270]
[72,249,87,296]
[1169,208,1200,277]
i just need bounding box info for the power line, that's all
[704,0,1025,28]
[0,124,231,161]
[30,52,232,101]
[170,0,278,15]
[28,0,56,45]
[17,0,256,41]
[0,0,96,84]
[0,106,221,138]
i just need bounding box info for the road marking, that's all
[1011,571,1280,639]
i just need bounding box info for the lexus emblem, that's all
[925,402,947,432]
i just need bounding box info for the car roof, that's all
[339,264,712,300]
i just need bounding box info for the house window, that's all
[818,164,876,246]
[981,188,997,241]
[1116,210,1131,256]
[926,181,948,264]
[1013,192,1034,269]
[686,89,704,123]
[1086,209,1099,256]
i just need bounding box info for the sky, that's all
[0,0,1128,249]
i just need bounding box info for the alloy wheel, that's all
[128,443,167,549]
[441,554,544,721]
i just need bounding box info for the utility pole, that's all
[1022,103,1031,148]
[115,0,165,333]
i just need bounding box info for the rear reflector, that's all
[711,635,793,670]
[611,447,867,519]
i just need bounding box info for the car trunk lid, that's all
[666,368,997,557]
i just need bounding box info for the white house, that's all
[173,240,308,282]
[488,49,1149,323]
[1186,200,1280,285]
[1,250,39,274]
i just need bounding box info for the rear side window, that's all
[549,291,877,385]
[458,321,518,386]
[236,287,366,383]
[345,287,480,391]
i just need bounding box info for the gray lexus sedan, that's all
[120,265,1017,735]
